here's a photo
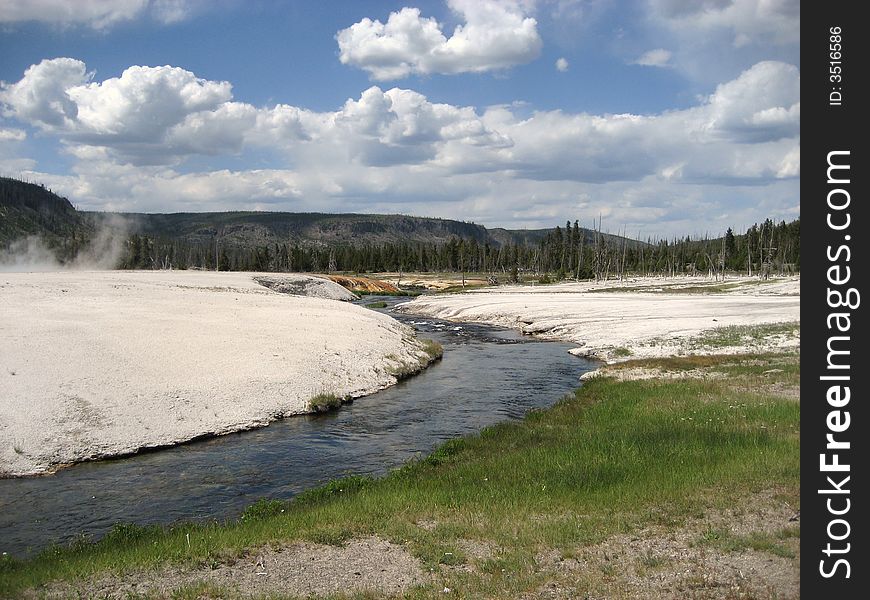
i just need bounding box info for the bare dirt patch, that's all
[584,354,801,402]
[31,536,426,599]
[530,490,799,599]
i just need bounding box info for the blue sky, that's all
[0,0,799,237]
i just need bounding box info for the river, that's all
[0,297,593,557]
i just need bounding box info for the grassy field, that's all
[0,353,799,598]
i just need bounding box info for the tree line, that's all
[118,217,799,281]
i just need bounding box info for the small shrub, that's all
[308,393,343,413]
[420,339,443,361]
[387,340,443,381]
[612,347,633,358]
[365,301,388,309]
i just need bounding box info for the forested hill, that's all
[0,177,95,262]
[120,210,542,248]
[0,177,574,252]
[0,177,91,243]
[1,176,798,277]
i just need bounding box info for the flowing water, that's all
[0,297,593,557]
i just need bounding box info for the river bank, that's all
[1,351,800,599]
[396,275,800,361]
[0,271,439,477]
[0,312,588,558]
[0,275,801,598]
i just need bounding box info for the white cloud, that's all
[0,0,146,28]
[68,65,232,136]
[0,127,26,142]
[649,0,799,46]
[1,59,234,164]
[2,58,800,236]
[150,0,193,24]
[643,0,799,85]
[0,0,199,28]
[555,57,569,72]
[632,48,672,67]
[2,60,511,167]
[2,58,799,181]
[336,0,543,80]
[0,126,34,175]
[0,58,90,128]
[701,61,800,142]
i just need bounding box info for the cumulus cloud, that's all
[555,57,569,72]
[0,58,90,129]
[2,57,800,236]
[0,0,199,28]
[1,60,512,167]
[336,0,543,80]
[2,57,799,180]
[632,48,672,67]
[701,61,800,142]
[1,59,234,164]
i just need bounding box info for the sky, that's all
[0,0,799,237]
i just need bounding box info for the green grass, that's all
[307,392,343,413]
[419,338,443,360]
[612,346,632,357]
[0,353,799,598]
[697,525,800,558]
[608,352,798,374]
[386,339,444,380]
[695,322,799,349]
[364,301,388,309]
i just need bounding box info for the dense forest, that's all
[117,218,798,281]
[1,177,799,280]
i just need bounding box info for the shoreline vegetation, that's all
[1,351,799,598]
[307,340,442,413]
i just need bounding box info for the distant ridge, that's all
[0,177,589,250]
[1,177,798,277]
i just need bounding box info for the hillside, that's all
[3,177,799,278]
[120,211,495,248]
[0,177,92,247]
[0,177,618,254]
